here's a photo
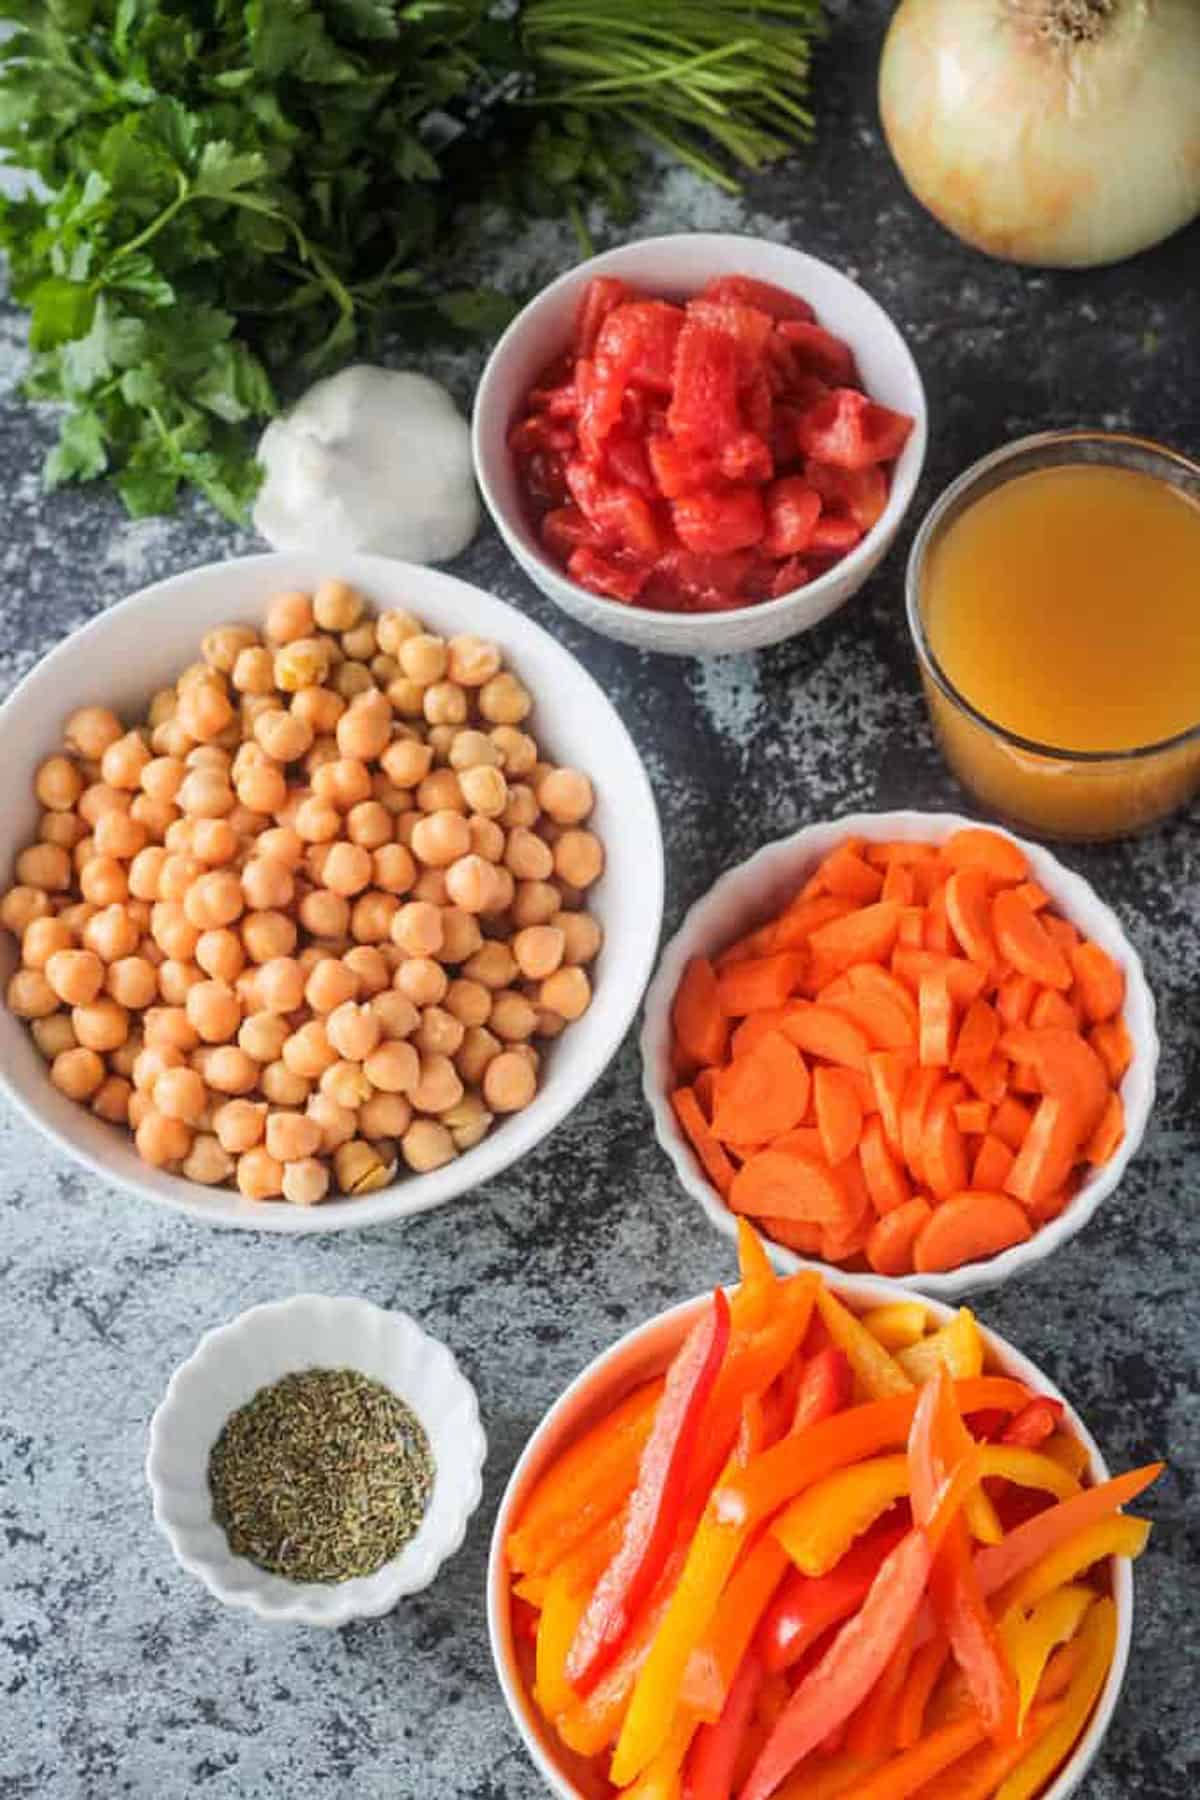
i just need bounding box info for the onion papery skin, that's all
[878,0,1200,268]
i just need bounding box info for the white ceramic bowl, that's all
[641,811,1157,1297]
[488,1275,1134,1800]
[147,1294,485,1626]
[0,551,663,1231]
[473,232,928,656]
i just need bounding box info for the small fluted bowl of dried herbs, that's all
[146,1295,486,1627]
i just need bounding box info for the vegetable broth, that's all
[923,465,1200,753]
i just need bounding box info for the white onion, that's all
[879,0,1200,268]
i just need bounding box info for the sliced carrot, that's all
[672,1087,736,1199]
[1011,881,1051,913]
[711,1031,811,1144]
[944,866,997,971]
[766,894,859,953]
[993,889,1072,990]
[973,1134,1014,1191]
[897,906,925,948]
[922,1079,969,1200]
[913,1191,1033,1273]
[760,1214,824,1257]
[867,1197,933,1277]
[961,1056,1008,1105]
[1090,1017,1133,1084]
[1086,1091,1125,1166]
[865,841,940,868]
[814,1067,865,1166]
[998,1026,1109,1137]
[1005,1095,1084,1207]
[923,884,953,953]
[1009,1061,1042,1095]
[848,963,919,1026]
[694,1066,716,1118]
[808,902,903,980]
[1027,1185,1072,1225]
[991,1095,1033,1152]
[912,857,948,903]
[731,1007,793,1059]
[996,971,1037,1028]
[782,1004,871,1073]
[672,955,730,1068]
[952,1101,991,1136]
[773,1126,826,1159]
[816,843,885,904]
[1069,940,1125,1024]
[942,826,1028,883]
[867,1050,914,1153]
[891,950,987,1008]
[1042,913,1080,954]
[918,971,954,1068]
[881,862,916,906]
[732,1150,849,1227]
[829,988,916,1053]
[844,1068,880,1117]
[900,1065,942,1186]
[1030,989,1079,1032]
[860,1115,912,1216]
[718,952,806,1017]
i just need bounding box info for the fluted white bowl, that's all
[147,1294,485,1626]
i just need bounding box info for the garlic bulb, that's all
[879,0,1200,268]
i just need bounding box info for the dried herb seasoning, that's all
[208,1367,435,1583]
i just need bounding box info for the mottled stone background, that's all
[1,4,1198,1796]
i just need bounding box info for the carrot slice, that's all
[897,907,925,948]
[991,1095,1033,1152]
[1090,1018,1133,1084]
[1005,1096,1083,1207]
[1009,1060,1042,1095]
[918,970,954,1068]
[766,894,859,954]
[773,1126,827,1160]
[1086,1091,1125,1166]
[860,1115,912,1217]
[1069,940,1125,1024]
[867,1197,933,1277]
[731,1150,849,1227]
[913,1192,1033,1273]
[1011,881,1051,913]
[900,1066,942,1186]
[973,1134,1014,1191]
[922,1079,969,1200]
[672,1087,737,1198]
[814,1067,865,1166]
[731,1007,793,1059]
[865,841,940,868]
[996,972,1037,1028]
[816,843,885,904]
[881,863,916,906]
[761,1215,824,1257]
[1042,914,1080,954]
[953,1100,991,1136]
[718,952,806,1017]
[672,956,730,1068]
[1029,989,1079,1032]
[945,867,997,971]
[711,1032,811,1143]
[961,1056,1007,1105]
[828,987,916,1053]
[998,1027,1109,1137]
[993,889,1072,989]
[808,902,903,980]
[867,1051,915,1152]
[923,884,952,953]
[694,1066,716,1117]
[783,1004,871,1072]
[891,950,988,1008]
[942,827,1028,883]
[850,964,919,1023]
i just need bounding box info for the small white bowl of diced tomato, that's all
[472,234,928,656]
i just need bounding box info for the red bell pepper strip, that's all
[1001,1397,1064,1449]
[792,1348,852,1434]
[739,1528,933,1800]
[566,1289,731,1695]
[685,1649,764,1800]
[759,1517,908,1674]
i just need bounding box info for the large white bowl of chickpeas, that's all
[0,554,663,1229]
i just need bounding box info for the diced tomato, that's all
[597,301,686,394]
[647,435,722,499]
[526,381,578,419]
[796,388,915,470]
[668,318,742,451]
[575,357,626,461]
[804,461,890,533]
[744,371,774,439]
[769,403,803,468]
[770,557,811,598]
[686,299,775,383]
[521,451,570,510]
[541,505,609,558]
[699,274,817,322]
[654,546,755,608]
[807,514,863,557]
[673,485,765,555]
[574,277,632,356]
[776,320,858,386]
[605,430,658,497]
[720,432,773,485]
[565,458,663,558]
[761,477,822,558]
[567,546,651,604]
[508,413,574,456]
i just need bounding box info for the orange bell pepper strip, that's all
[834,1709,988,1799]
[683,1534,791,1720]
[973,1462,1164,1599]
[684,1649,764,1800]
[536,1518,624,1716]
[760,1520,909,1675]
[907,1705,1061,1800]
[568,1290,732,1696]
[999,1583,1094,1732]
[994,1598,1118,1800]
[814,1287,913,1400]
[555,1560,682,1757]
[892,1632,948,1749]
[773,1455,910,1577]
[619,1708,699,1800]
[739,1529,933,1800]
[507,1377,663,1576]
[716,1378,1031,1531]
[736,1219,779,1326]
[773,1756,881,1800]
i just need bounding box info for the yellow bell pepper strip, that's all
[683,1533,790,1721]
[862,1303,927,1353]
[1041,1429,1091,1480]
[716,1378,1032,1532]
[816,1286,913,1399]
[890,1704,1062,1800]
[994,1597,1118,1800]
[556,1554,683,1758]
[773,1455,911,1577]
[1035,1636,1084,1702]
[998,1513,1151,1618]
[684,1649,765,1800]
[972,1463,1163,1599]
[536,1523,618,1717]
[773,1755,880,1800]
[761,1520,909,1676]
[999,1583,1095,1732]
[507,1376,664,1575]
[513,1571,549,1607]
[568,1290,732,1697]
[738,1528,933,1800]
[833,1709,988,1799]
[737,1218,779,1328]
[1000,1396,1064,1449]
[895,1308,984,1384]
[976,1444,1081,1503]
[618,1708,698,1800]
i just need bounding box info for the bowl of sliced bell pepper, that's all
[488,1225,1163,1800]
[641,813,1158,1296]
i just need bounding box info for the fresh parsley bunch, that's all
[0,0,822,520]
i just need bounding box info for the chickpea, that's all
[274,638,330,693]
[454,1025,501,1086]
[408,810,469,871]
[183,979,240,1044]
[158,855,205,905]
[401,1119,456,1174]
[129,795,178,840]
[416,768,465,815]
[444,853,503,915]
[442,978,491,1030]
[81,907,140,965]
[281,1019,336,1080]
[78,856,128,907]
[65,706,123,761]
[16,842,71,892]
[535,765,593,825]
[500,827,549,883]
[238,859,292,914]
[133,1043,186,1092]
[555,910,603,964]
[259,1061,310,1107]
[456,763,507,818]
[37,811,85,851]
[489,990,538,1042]
[182,1134,235,1185]
[336,694,392,762]
[293,796,340,845]
[436,909,481,966]
[422,680,468,728]
[256,825,304,869]
[153,1066,208,1124]
[323,1000,379,1063]
[36,754,84,813]
[298,888,350,943]
[72,998,129,1052]
[314,757,373,813]
[21,916,74,970]
[204,1045,261,1096]
[311,842,368,900]
[333,660,373,701]
[348,891,397,945]
[99,730,152,791]
[92,1074,133,1125]
[78,783,132,827]
[534,1007,566,1041]
[363,1039,419,1095]
[106,956,158,1009]
[512,924,566,983]
[50,1044,105,1100]
[381,737,433,790]
[397,633,446,685]
[334,1138,397,1194]
[375,610,421,656]
[261,590,312,644]
[209,1099,264,1155]
[320,1059,373,1111]
[464,942,518,990]
[302,956,356,1017]
[512,880,562,929]
[488,726,537,775]
[264,1110,322,1164]
[236,1146,284,1199]
[413,1005,465,1058]
[300,1093,353,1155]
[291,687,345,736]
[195,928,244,985]
[236,760,288,816]
[483,1049,538,1113]
[136,1110,192,1168]
[177,679,234,745]
[282,1157,329,1206]
[442,1091,494,1152]
[371,990,419,1040]
[553,828,605,890]
[191,818,238,866]
[254,708,312,763]
[177,768,235,818]
[344,945,390,998]
[540,965,592,1021]
[44,948,104,1006]
[201,624,258,674]
[183,869,244,932]
[31,1011,77,1058]
[390,900,443,959]
[395,958,448,1010]
[1,886,52,933]
[228,645,272,696]
[242,910,297,965]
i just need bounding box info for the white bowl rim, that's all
[0,549,665,1233]
[640,809,1158,1298]
[487,1273,1135,1800]
[472,231,929,642]
[147,1292,487,1626]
